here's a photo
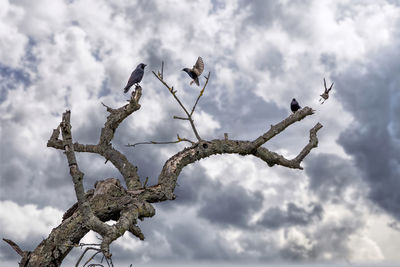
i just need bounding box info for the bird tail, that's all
[124,86,130,93]
[194,78,200,86]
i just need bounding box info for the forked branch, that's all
[47,87,143,190]
[59,110,94,221]
[133,63,210,147]
[42,90,157,262]
[191,72,211,116]
[151,62,212,142]
[75,244,114,267]
[154,106,322,200]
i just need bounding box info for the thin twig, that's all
[74,243,114,267]
[191,72,211,116]
[152,70,202,141]
[173,116,189,120]
[78,243,102,247]
[108,257,114,267]
[83,250,102,266]
[127,137,195,147]
[152,71,190,115]
[75,247,102,267]
[102,254,113,267]
[161,61,164,79]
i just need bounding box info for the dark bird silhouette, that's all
[182,56,204,86]
[319,78,334,104]
[291,98,301,113]
[124,63,146,93]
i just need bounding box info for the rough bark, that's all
[16,178,150,266]
[47,87,143,190]
[4,77,323,266]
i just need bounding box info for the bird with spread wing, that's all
[182,56,204,86]
[319,78,334,104]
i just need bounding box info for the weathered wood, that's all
[15,179,154,266]
[4,75,323,266]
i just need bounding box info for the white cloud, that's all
[365,213,400,261]
[0,0,27,67]
[0,200,63,241]
[347,234,384,262]
[194,110,221,138]
[11,0,68,40]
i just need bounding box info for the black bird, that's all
[182,57,204,86]
[291,98,301,113]
[124,63,146,93]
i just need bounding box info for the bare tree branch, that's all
[191,72,211,116]
[99,86,142,145]
[47,109,157,260]
[127,134,195,147]
[59,111,118,257]
[173,115,189,120]
[155,107,320,200]
[74,243,114,267]
[12,177,157,265]
[137,64,211,147]
[255,122,323,169]
[47,87,143,190]
[293,122,323,163]
[75,247,101,267]
[59,110,93,221]
[152,70,202,141]
[2,238,25,257]
[252,107,315,147]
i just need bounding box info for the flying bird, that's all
[124,63,146,93]
[291,98,301,113]
[182,56,204,86]
[319,78,334,104]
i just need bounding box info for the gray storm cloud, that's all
[1,0,400,266]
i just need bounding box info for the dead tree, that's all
[3,63,322,266]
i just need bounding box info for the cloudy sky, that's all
[1,0,400,266]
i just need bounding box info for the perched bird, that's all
[319,78,334,104]
[291,98,301,113]
[182,57,204,86]
[124,63,146,93]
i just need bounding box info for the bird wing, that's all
[130,68,144,84]
[327,82,334,93]
[192,56,204,76]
